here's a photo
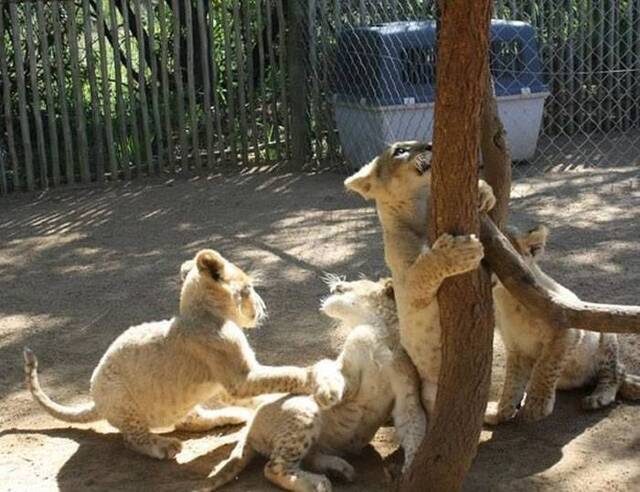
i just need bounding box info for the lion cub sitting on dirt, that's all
[23,249,344,460]
[203,276,427,492]
[486,225,640,423]
[345,141,494,413]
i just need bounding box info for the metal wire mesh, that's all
[295,0,640,179]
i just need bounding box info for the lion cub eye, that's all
[393,147,408,157]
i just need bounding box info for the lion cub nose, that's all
[331,284,346,294]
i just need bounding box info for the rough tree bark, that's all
[399,1,494,490]
[480,68,512,230]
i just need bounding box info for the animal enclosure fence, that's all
[298,0,640,173]
[0,1,639,195]
[0,0,292,194]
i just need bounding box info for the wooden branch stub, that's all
[480,215,640,334]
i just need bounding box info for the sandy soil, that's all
[0,167,638,491]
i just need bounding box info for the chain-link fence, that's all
[295,0,640,179]
[0,1,639,195]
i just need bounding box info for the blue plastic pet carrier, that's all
[333,20,549,165]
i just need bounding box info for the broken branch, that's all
[480,215,640,334]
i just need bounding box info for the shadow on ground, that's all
[0,425,390,492]
[1,167,639,491]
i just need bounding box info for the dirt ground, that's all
[1,166,639,491]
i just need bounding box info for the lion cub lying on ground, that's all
[203,276,426,492]
[345,141,494,414]
[486,225,640,423]
[24,249,344,460]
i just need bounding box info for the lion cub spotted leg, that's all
[485,351,534,425]
[260,400,332,492]
[582,333,621,410]
[264,464,331,492]
[408,233,484,309]
[305,452,355,482]
[174,405,253,432]
[518,331,577,422]
[116,413,183,460]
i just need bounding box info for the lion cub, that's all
[345,141,494,413]
[203,276,426,492]
[486,225,640,423]
[24,249,344,460]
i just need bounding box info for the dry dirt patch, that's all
[0,168,638,491]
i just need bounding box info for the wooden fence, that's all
[1,1,639,195]
[0,0,292,194]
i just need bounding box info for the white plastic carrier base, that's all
[334,91,550,168]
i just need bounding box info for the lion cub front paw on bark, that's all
[431,233,484,275]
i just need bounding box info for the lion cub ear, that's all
[523,225,549,258]
[344,160,377,199]
[195,250,225,281]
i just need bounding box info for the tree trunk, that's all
[480,68,512,229]
[480,215,640,333]
[399,1,494,490]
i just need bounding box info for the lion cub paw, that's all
[582,392,617,411]
[125,434,183,460]
[310,359,345,409]
[432,233,484,274]
[483,401,516,425]
[155,437,183,459]
[309,475,333,492]
[479,181,496,213]
[517,394,555,422]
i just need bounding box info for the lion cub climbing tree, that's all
[400,1,640,491]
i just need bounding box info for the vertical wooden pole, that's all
[82,0,105,182]
[196,0,215,168]
[400,0,493,489]
[158,0,175,172]
[94,0,118,180]
[232,1,249,166]
[133,0,154,174]
[52,1,76,184]
[184,0,201,170]
[481,72,511,229]
[24,3,49,189]
[65,0,91,183]
[172,0,189,171]
[287,0,311,164]
[121,0,143,176]
[9,3,35,191]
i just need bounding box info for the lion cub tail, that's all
[23,347,100,423]
[619,371,640,401]
[201,429,255,491]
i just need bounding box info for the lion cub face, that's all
[321,275,395,325]
[508,225,549,265]
[180,249,266,328]
[344,141,433,201]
